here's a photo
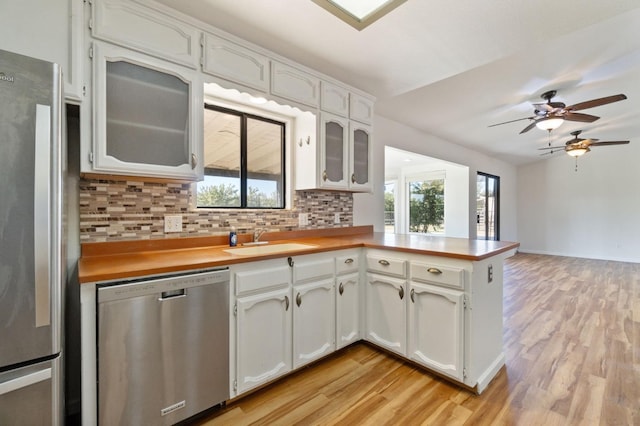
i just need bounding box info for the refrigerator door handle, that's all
[0,368,51,396]
[34,104,51,328]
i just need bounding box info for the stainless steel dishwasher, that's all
[96,267,230,425]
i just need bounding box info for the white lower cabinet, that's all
[408,281,465,381]
[336,271,360,349]
[292,278,335,368]
[365,273,407,356]
[235,286,292,394]
[233,260,292,395]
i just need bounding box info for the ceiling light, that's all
[311,0,408,30]
[566,146,590,157]
[535,117,564,131]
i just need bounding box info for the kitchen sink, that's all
[223,243,317,256]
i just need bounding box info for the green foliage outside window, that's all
[409,179,444,233]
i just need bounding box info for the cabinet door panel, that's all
[293,278,335,368]
[336,272,360,349]
[350,93,374,124]
[319,113,349,189]
[271,61,320,107]
[92,0,199,69]
[408,282,464,381]
[92,43,201,180]
[202,33,270,92]
[236,287,292,394]
[365,274,406,355]
[321,82,349,117]
[349,122,372,191]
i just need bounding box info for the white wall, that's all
[517,140,640,263]
[355,115,518,242]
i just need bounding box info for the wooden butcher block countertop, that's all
[78,226,519,284]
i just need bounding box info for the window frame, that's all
[198,103,287,209]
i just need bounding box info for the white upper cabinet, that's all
[319,112,350,190]
[202,33,270,92]
[271,61,320,108]
[89,42,202,180]
[321,82,350,117]
[91,0,199,69]
[350,93,374,124]
[349,121,372,191]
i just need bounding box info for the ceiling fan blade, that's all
[566,94,627,111]
[519,121,538,134]
[589,141,630,147]
[563,112,599,123]
[538,146,565,150]
[488,116,534,127]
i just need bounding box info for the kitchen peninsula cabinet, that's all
[365,252,408,356]
[408,282,465,381]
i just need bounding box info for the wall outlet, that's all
[298,213,309,226]
[164,214,182,233]
[334,213,341,224]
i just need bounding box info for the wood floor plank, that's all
[194,253,640,425]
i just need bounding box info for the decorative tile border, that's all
[79,178,353,242]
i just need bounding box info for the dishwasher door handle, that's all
[159,288,187,300]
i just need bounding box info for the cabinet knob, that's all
[399,286,404,300]
[322,170,328,181]
[427,267,443,275]
[284,295,290,311]
[410,288,415,303]
[191,153,198,169]
[351,173,356,183]
[296,292,302,307]
[339,282,344,295]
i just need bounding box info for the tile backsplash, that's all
[79,178,353,242]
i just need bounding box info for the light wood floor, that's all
[194,253,639,425]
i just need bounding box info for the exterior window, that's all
[408,177,445,234]
[197,104,285,208]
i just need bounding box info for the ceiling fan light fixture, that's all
[535,117,564,131]
[565,146,589,157]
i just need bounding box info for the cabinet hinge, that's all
[233,303,237,316]
[463,296,469,310]
[463,368,467,379]
[88,46,93,59]
[233,380,237,392]
[88,152,94,163]
[88,18,93,30]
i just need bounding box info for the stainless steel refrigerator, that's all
[0,49,64,425]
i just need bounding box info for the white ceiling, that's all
[154,0,640,165]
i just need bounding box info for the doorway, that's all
[476,172,499,240]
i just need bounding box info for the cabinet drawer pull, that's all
[399,286,404,300]
[191,153,197,169]
[284,295,290,311]
[322,170,328,181]
[339,282,344,295]
[427,267,443,275]
[288,257,294,267]
[296,292,302,307]
[344,258,354,264]
[378,259,390,266]
[410,288,415,303]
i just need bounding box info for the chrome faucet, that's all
[253,228,266,242]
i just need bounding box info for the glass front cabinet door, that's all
[91,42,202,180]
[319,113,349,189]
[349,122,372,192]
